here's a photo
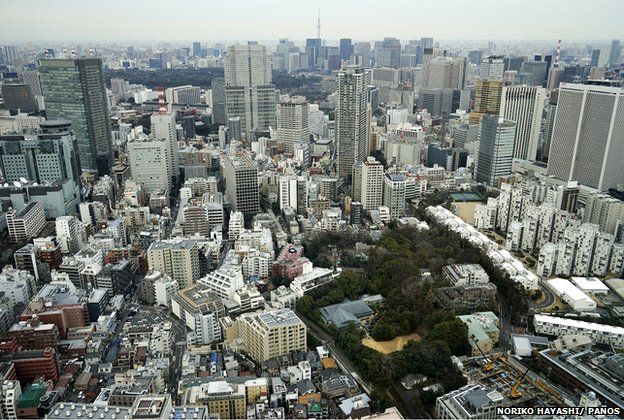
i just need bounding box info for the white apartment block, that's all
[228,211,244,241]
[505,221,523,251]
[443,264,490,286]
[277,95,309,154]
[360,156,384,210]
[473,203,497,230]
[151,271,179,308]
[290,267,334,296]
[383,173,406,220]
[171,284,225,345]
[534,314,624,349]
[6,201,45,243]
[198,265,245,300]
[55,215,86,254]
[537,243,558,277]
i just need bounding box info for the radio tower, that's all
[157,86,167,113]
[317,9,321,39]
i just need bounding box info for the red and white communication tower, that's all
[157,86,167,113]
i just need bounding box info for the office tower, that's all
[584,192,624,234]
[504,56,527,72]
[20,70,42,97]
[470,80,504,123]
[224,154,259,214]
[227,116,242,142]
[480,55,505,80]
[0,120,81,184]
[537,94,557,163]
[421,48,447,88]
[520,61,548,86]
[499,85,547,160]
[419,37,434,65]
[546,65,565,90]
[224,43,276,135]
[277,96,309,154]
[305,38,322,67]
[353,42,371,67]
[128,112,177,194]
[475,116,517,186]
[468,50,484,65]
[39,58,113,175]
[336,67,368,181]
[1,83,36,113]
[547,83,624,191]
[147,239,200,288]
[375,37,401,67]
[236,308,306,363]
[211,78,226,125]
[339,38,353,61]
[608,40,622,66]
[359,156,384,210]
[590,49,601,68]
[165,85,201,105]
[192,42,202,57]
[383,173,406,220]
[427,57,466,90]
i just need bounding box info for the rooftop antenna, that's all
[317,9,321,39]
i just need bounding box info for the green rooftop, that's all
[449,192,485,202]
[17,382,48,408]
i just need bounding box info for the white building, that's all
[499,85,547,161]
[171,284,225,345]
[546,278,597,312]
[198,265,245,300]
[570,277,609,297]
[55,215,86,254]
[473,204,497,230]
[383,173,406,220]
[0,380,21,420]
[290,267,334,296]
[0,266,36,313]
[443,264,490,286]
[228,211,244,240]
[166,85,201,105]
[534,314,624,349]
[6,202,45,243]
[224,154,259,215]
[537,243,558,277]
[360,156,384,210]
[128,135,174,194]
[151,271,179,308]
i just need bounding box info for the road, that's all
[497,289,513,351]
[527,279,555,310]
[296,311,428,419]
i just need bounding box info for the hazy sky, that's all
[1,0,622,42]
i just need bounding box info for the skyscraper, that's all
[39,58,113,175]
[224,154,259,215]
[339,38,353,61]
[470,80,504,124]
[480,55,505,80]
[499,85,547,161]
[224,43,276,136]
[192,42,202,57]
[375,37,401,67]
[547,83,624,191]
[520,61,548,86]
[359,156,384,210]
[421,48,447,88]
[1,83,36,113]
[608,40,622,66]
[475,116,517,186]
[277,96,309,154]
[336,67,368,181]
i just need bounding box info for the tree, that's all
[424,318,471,356]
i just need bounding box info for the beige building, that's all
[147,239,200,288]
[236,308,306,363]
[183,381,246,419]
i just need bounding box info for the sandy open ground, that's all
[362,332,422,354]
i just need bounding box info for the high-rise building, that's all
[192,42,202,57]
[383,173,407,220]
[6,202,45,243]
[547,83,624,191]
[55,216,86,254]
[590,49,602,68]
[147,239,200,288]
[470,80,504,124]
[353,42,371,67]
[375,37,401,67]
[421,48,447,88]
[520,61,548,86]
[1,83,36,114]
[20,70,42,97]
[165,85,201,105]
[480,55,505,80]
[475,116,517,186]
[235,308,306,363]
[339,38,354,61]
[39,58,113,175]
[426,57,466,90]
[336,67,368,181]
[224,154,259,215]
[211,78,226,125]
[608,40,622,66]
[224,43,276,135]
[359,156,384,210]
[499,85,547,161]
[277,96,309,154]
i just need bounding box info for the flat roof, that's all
[571,277,609,292]
[547,278,595,304]
[535,314,624,336]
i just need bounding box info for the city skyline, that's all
[1,0,623,42]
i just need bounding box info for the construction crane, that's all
[472,339,494,372]
[510,366,531,399]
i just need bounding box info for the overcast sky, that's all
[1,0,622,42]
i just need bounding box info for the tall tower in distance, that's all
[224,43,276,136]
[39,57,113,176]
[336,66,368,182]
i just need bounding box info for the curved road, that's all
[527,279,555,311]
